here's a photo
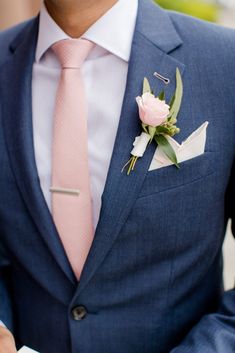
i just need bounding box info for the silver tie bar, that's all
[50,187,80,196]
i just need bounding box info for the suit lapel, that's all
[77,0,185,295]
[0,18,76,285]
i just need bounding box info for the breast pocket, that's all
[138,151,215,198]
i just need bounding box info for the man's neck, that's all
[44,0,118,38]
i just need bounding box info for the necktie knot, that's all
[52,39,94,69]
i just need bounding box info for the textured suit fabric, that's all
[0,1,234,352]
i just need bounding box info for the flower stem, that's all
[132,156,138,170]
[121,157,132,173]
[127,157,135,175]
[122,156,139,175]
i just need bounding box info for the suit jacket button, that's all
[71,306,87,321]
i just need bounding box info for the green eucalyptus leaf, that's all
[155,126,171,134]
[169,93,175,109]
[158,90,165,101]
[148,126,156,140]
[142,123,148,133]
[155,135,179,168]
[143,77,151,94]
[169,68,183,121]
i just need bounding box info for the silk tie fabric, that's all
[51,39,94,280]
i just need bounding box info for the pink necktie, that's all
[51,39,94,279]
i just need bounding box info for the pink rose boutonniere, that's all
[136,93,170,127]
[123,68,183,175]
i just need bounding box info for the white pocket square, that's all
[149,121,209,171]
[18,346,39,353]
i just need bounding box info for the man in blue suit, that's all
[0,0,234,352]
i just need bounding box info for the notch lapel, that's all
[76,1,185,295]
[0,18,76,285]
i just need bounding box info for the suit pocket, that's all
[138,151,215,198]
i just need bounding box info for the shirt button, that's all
[71,305,87,321]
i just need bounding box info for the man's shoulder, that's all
[0,19,34,65]
[168,10,235,52]
[165,10,235,80]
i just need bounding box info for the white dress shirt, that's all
[32,0,138,229]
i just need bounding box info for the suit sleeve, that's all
[170,159,235,353]
[0,242,13,331]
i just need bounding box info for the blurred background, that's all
[0,0,234,289]
[0,0,235,30]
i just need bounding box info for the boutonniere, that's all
[122,68,183,175]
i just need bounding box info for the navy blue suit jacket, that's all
[0,1,235,352]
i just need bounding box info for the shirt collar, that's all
[36,0,138,63]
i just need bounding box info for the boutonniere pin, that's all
[122,68,183,175]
